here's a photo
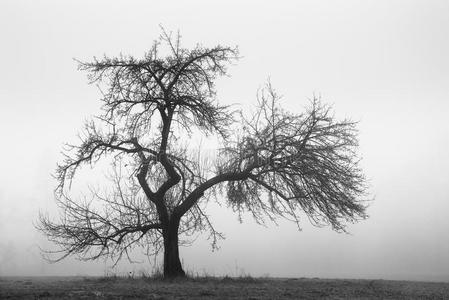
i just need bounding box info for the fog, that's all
[1,0,449,281]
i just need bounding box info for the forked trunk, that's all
[163,218,185,278]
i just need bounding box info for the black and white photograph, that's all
[1,0,448,298]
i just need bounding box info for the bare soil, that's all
[1,276,448,299]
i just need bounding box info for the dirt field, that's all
[1,276,449,299]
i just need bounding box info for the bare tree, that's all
[37,30,368,278]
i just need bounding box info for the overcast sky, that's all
[1,0,449,281]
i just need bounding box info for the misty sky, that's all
[1,0,449,281]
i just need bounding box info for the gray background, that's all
[0,0,448,281]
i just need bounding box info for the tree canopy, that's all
[38,30,368,278]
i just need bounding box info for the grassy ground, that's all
[1,275,449,299]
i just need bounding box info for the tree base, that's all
[163,268,186,279]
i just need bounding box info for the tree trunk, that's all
[162,217,185,278]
